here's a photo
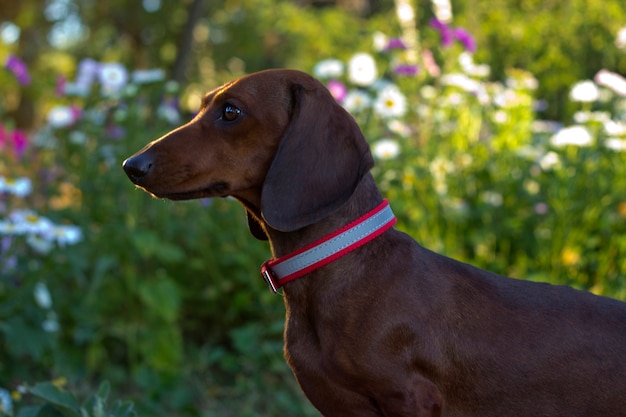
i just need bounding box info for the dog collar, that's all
[260,199,396,293]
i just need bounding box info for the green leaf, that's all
[130,230,184,263]
[28,383,81,417]
[109,400,137,417]
[34,404,66,417]
[95,381,110,403]
[137,278,180,322]
[16,405,44,417]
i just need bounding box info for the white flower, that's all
[480,191,503,207]
[420,85,437,99]
[27,234,54,254]
[616,27,626,49]
[388,119,412,137]
[132,68,166,84]
[9,210,54,235]
[372,31,388,52]
[539,151,561,170]
[0,176,32,197]
[594,69,626,97]
[569,80,599,102]
[0,220,19,235]
[493,110,508,124]
[157,103,181,124]
[441,73,481,94]
[374,85,407,118]
[98,62,128,96]
[348,53,378,86]
[42,312,60,332]
[47,105,79,128]
[604,120,626,136]
[0,388,13,416]
[493,89,524,107]
[550,125,593,147]
[531,121,561,134]
[372,139,400,160]
[459,52,490,78]
[343,90,371,113]
[34,282,53,309]
[605,138,626,152]
[52,224,82,246]
[429,156,454,195]
[573,111,610,124]
[396,1,415,23]
[313,59,344,79]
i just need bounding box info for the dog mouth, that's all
[149,182,230,200]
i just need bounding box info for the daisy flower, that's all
[47,105,81,128]
[348,53,378,86]
[0,176,32,197]
[550,126,593,147]
[595,70,626,97]
[98,62,129,96]
[313,59,344,79]
[605,138,626,152]
[372,139,400,160]
[374,85,407,118]
[569,80,599,102]
[343,90,371,113]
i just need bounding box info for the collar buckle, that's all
[260,261,280,294]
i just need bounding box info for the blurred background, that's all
[1,0,625,416]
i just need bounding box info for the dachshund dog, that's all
[123,69,626,417]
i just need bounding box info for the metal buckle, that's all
[260,262,280,294]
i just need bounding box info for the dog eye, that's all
[222,104,241,122]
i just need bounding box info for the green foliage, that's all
[316,21,626,299]
[452,0,626,120]
[12,381,136,417]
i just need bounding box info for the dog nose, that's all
[123,153,153,182]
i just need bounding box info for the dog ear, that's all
[260,82,374,232]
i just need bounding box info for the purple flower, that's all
[394,64,419,76]
[385,38,408,51]
[429,18,477,52]
[327,80,347,102]
[105,124,126,140]
[430,18,454,47]
[453,28,477,53]
[5,55,31,85]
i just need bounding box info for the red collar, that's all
[260,199,396,293]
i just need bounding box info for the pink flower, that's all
[5,55,31,85]
[12,130,28,158]
[55,75,67,96]
[422,50,441,77]
[327,80,347,102]
[0,125,28,158]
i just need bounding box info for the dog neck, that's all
[265,174,384,257]
[256,174,391,294]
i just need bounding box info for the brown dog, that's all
[123,69,626,417]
